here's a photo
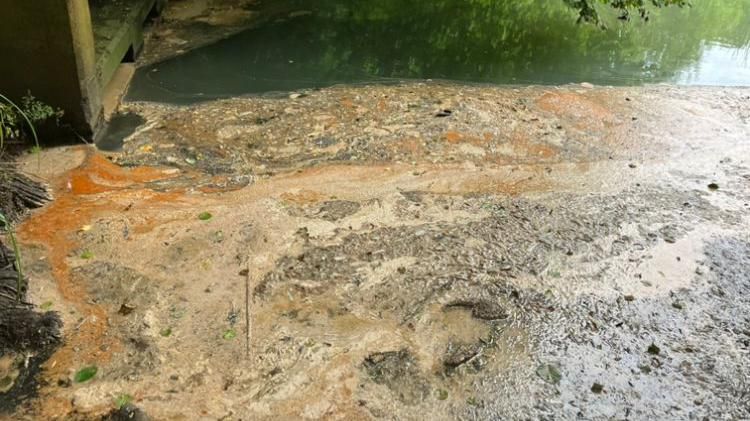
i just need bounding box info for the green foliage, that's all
[565,0,690,25]
[0,98,22,151]
[20,94,63,126]
[0,92,63,153]
[0,212,24,303]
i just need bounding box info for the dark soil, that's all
[0,243,62,412]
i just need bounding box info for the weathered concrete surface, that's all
[0,0,164,138]
[9,84,750,419]
[0,0,101,136]
[90,0,162,92]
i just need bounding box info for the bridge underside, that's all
[0,0,165,139]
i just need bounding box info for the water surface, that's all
[128,0,750,103]
[95,113,146,152]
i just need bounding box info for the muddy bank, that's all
[7,84,750,419]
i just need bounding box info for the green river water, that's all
[127,0,750,103]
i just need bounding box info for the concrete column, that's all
[0,0,101,138]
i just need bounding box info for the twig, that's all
[244,264,251,359]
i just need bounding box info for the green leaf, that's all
[40,301,53,310]
[114,393,133,409]
[198,212,213,221]
[536,363,562,385]
[74,366,98,383]
[222,328,237,340]
[80,250,94,259]
[160,327,172,337]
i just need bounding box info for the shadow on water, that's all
[127,0,750,103]
[95,113,146,152]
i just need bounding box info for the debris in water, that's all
[708,183,719,191]
[591,383,604,394]
[118,303,136,315]
[362,349,430,404]
[444,342,482,370]
[103,403,150,421]
[647,343,661,355]
[444,299,508,320]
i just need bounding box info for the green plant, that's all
[114,394,133,409]
[20,93,63,124]
[0,100,20,150]
[0,92,63,152]
[0,212,24,302]
[0,94,39,153]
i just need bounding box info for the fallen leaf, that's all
[115,393,133,409]
[536,363,562,385]
[223,329,237,340]
[74,366,98,383]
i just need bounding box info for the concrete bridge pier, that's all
[0,0,164,139]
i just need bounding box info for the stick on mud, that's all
[244,265,251,359]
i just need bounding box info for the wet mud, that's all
[5,83,750,419]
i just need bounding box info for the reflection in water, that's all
[128,0,750,103]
